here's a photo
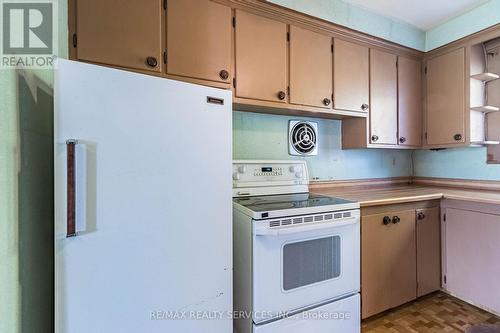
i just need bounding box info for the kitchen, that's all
[1,0,500,332]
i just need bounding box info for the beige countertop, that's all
[311,185,500,207]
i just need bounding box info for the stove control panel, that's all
[232,160,309,193]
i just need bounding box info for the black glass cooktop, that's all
[233,193,355,212]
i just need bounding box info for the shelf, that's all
[471,141,500,146]
[471,72,500,82]
[470,105,500,113]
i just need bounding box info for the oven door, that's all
[252,210,360,323]
[254,294,360,333]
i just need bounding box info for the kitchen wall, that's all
[414,148,500,180]
[269,0,500,52]
[0,1,67,332]
[234,111,412,180]
[426,0,500,51]
[268,0,426,51]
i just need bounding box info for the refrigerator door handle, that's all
[66,139,78,237]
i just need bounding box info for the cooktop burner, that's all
[233,193,355,213]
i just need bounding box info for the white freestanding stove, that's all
[233,160,361,333]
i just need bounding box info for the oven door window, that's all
[282,236,341,291]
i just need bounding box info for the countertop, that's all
[311,185,500,207]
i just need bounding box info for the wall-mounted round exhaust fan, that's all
[288,120,318,156]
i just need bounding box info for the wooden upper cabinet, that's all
[416,207,441,297]
[75,0,163,73]
[234,10,288,103]
[166,0,232,84]
[370,49,398,145]
[333,39,369,113]
[398,57,422,147]
[426,48,466,146]
[289,26,333,109]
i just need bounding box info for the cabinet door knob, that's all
[361,103,369,111]
[323,98,331,106]
[383,216,392,225]
[277,91,286,100]
[399,137,407,144]
[454,134,463,141]
[417,212,425,220]
[146,56,158,68]
[371,135,379,142]
[392,216,401,224]
[219,70,229,80]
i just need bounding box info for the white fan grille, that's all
[289,121,318,156]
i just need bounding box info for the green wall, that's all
[234,111,412,180]
[0,1,67,332]
[426,0,500,51]
[269,0,426,51]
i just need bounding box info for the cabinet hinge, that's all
[287,86,290,95]
[331,93,333,101]
[287,32,290,42]
[424,66,427,74]
[443,213,446,222]
[163,51,167,64]
[163,0,167,10]
[232,16,236,28]
[72,33,77,48]
[396,60,398,68]
[233,78,236,88]
[425,132,428,141]
[331,44,333,53]
[444,275,447,284]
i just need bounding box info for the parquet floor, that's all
[362,292,500,333]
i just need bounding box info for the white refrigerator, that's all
[54,60,232,332]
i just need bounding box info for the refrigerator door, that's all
[54,60,232,333]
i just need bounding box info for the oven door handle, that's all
[255,218,358,237]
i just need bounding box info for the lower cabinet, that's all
[416,207,441,297]
[442,200,500,315]
[361,203,441,319]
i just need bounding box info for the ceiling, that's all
[342,0,490,30]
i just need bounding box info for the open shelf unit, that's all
[471,105,500,113]
[470,72,500,82]
[471,141,500,146]
[470,42,500,157]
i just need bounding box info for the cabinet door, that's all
[333,39,369,113]
[416,207,441,297]
[289,26,332,108]
[235,10,287,103]
[362,213,393,319]
[426,48,466,145]
[362,210,416,319]
[445,208,500,315]
[167,0,232,84]
[398,57,422,147]
[76,0,163,72]
[389,210,417,308]
[370,49,398,145]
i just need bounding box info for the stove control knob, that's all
[295,172,303,179]
[289,166,296,173]
[233,172,240,181]
[238,165,246,173]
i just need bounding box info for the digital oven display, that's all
[261,167,273,172]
